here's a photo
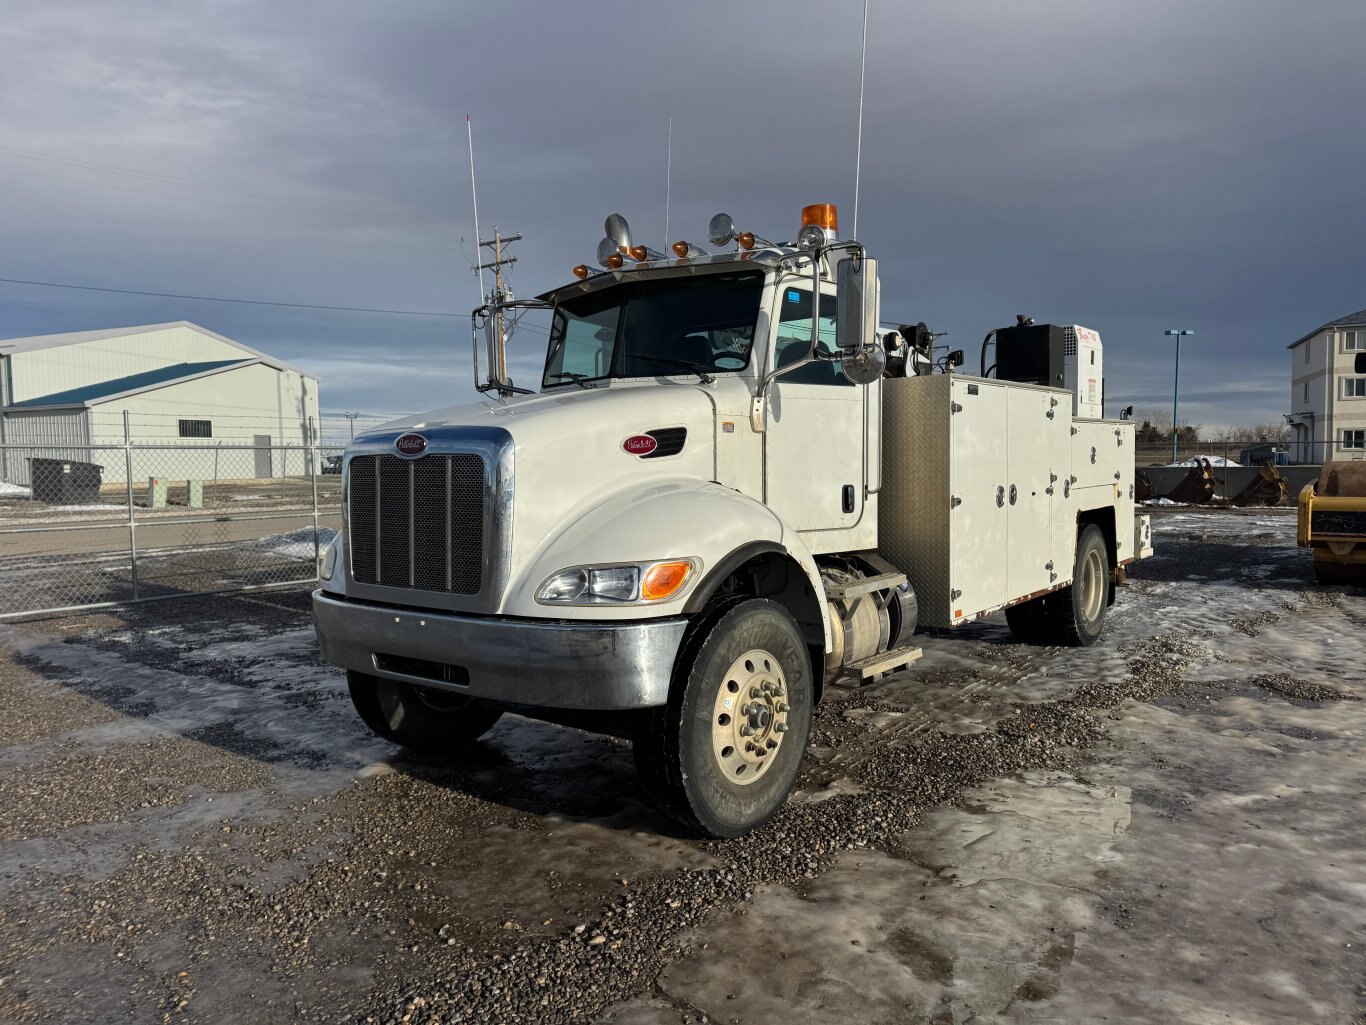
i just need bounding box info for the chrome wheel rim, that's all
[1079,547,1105,625]
[711,648,790,785]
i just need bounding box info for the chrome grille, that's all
[348,454,485,594]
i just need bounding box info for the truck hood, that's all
[351,383,720,609]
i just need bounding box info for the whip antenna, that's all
[664,116,673,243]
[467,115,486,304]
[853,0,869,239]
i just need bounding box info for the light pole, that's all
[1165,329,1194,462]
[344,411,360,439]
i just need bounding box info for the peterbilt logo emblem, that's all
[622,434,658,456]
[395,433,428,456]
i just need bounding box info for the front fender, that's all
[502,479,830,645]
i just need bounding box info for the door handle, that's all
[842,484,855,514]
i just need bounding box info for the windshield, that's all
[543,271,763,387]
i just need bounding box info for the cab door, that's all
[762,282,869,550]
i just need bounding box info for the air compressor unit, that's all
[994,323,1104,419]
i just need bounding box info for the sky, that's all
[0,0,1362,431]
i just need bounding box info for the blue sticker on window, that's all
[786,290,800,303]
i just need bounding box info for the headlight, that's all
[320,539,338,580]
[536,559,696,605]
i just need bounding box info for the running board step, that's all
[824,571,907,601]
[837,644,924,685]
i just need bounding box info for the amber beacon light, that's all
[801,204,839,233]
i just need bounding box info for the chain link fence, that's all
[0,412,372,619]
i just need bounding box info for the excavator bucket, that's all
[1230,461,1287,507]
[1166,457,1216,505]
[1134,471,1153,503]
[1300,461,1366,585]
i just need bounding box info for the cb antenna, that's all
[466,115,487,305]
[852,0,869,239]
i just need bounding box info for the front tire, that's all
[635,599,813,838]
[347,670,503,754]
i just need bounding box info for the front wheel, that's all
[347,670,503,755]
[635,598,814,838]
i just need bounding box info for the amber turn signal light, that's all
[572,264,590,280]
[606,252,624,269]
[671,240,690,258]
[628,245,648,262]
[801,203,838,232]
[641,560,693,602]
[737,232,755,250]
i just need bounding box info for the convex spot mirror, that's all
[836,255,877,352]
[841,345,886,385]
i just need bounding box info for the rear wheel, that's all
[1005,596,1054,645]
[635,598,813,838]
[347,670,503,754]
[1050,524,1111,646]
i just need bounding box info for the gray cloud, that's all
[1,0,1362,429]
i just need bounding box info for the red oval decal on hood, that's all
[395,433,428,456]
[622,434,658,456]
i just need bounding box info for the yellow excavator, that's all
[1300,351,1366,585]
[1300,460,1366,584]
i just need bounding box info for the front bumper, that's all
[311,590,688,710]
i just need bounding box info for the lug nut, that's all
[774,722,789,733]
[778,703,790,713]
[766,739,777,749]
[739,725,755,737]
[750,687,764,699]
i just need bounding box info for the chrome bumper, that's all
[311,590,688,710]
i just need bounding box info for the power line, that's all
[0,275,465,319]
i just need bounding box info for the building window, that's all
[178,419,212,438]
[1305,340,1311,363]
[1344,378,1366,399]
[1303,380,1309,402]
[1346,330,1365,352]
[1342,430,1366,450]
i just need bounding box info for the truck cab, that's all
[313,205,1150,837]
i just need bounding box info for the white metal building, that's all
[1286,308,1366,463]
[0,321,319,486]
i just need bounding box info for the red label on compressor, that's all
[622,434,658,456]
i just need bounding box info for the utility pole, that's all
[477,227,522,387]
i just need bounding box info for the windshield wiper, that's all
[635,354,715,385]
[548,372,599,389]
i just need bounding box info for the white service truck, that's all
[312,205,1152,838]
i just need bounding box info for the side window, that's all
[545,304,619,384]
[773,288,850,386]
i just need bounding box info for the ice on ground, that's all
[261,526,338,559]
[0,482,32,496]
[1143,497,1188,506]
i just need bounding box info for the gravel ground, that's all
[0,507,1363,1024]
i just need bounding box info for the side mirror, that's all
[836,255,877,351]
[945,349,965,370]
[1357,352,1366,374]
